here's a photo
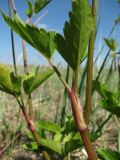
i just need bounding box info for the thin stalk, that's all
[10,1,50,159]
[84,0,98,124]
[61,65,70,126]
[22,39,29,74]
[22,15,34,120]
[48,59,71,94]
[118,129,120,152]
[10,0,34,120]
[16,97,51,160]
[117,58,120,152]
[8,0,17,76]
[79,64,87,95]
[95,49,111,81]
[78,13,101,96]
[8,0,21,125]
[94,24,116,65]
[106,59,113,81]
[95,114,112,134]
[11,0,17,13]
[118,58,120,90]
[54,93,61,123]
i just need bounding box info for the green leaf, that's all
[36,120,61,133]
[65,139,82,154]
[25,0,33,17]
[93,80,120,117]
[0,64,21,96]
[23,68,54,94]
[1,12,56,59]
[99,99,120,117]
[55,0,94,70]
[34,0,51,14]
[24,139,62,154]
[104,38,118,51]
[97,148,120,160]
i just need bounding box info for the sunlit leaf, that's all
[55,0,94,70]
[36,120,61,133]
[104,38,118,51]
[25,0,33,17]
[65,139,82,154]
[0,64,21,95]
[97,148,120,160]
[1,12,56,59]
[34,0,51,14]
[24,139,62,154]
[23,67,54,94]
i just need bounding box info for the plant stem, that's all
[22,16,34,120]
[84,0,98,124]
[8,0,17,76]
[10,0,34,121]
[95,49,111,81]
[11,0,17,13]
[70,82,97,160]
[48,59,71,93]
[118,58,120,90]
[16,97,51,160]
[95,114,112,134]
[22,40,29,74]
[61,65,70,126]
[48,60,97,159]
[80,128,97,160]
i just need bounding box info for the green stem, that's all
[48,59,71,93]
[22,40,29,74]
[118,58,120,90]
[8,0,17,76]
[95,114,112,134]
[22,17,34,121]
[84,0,98,124]
[96,49,111,81]
[79,64,87,95]
[94,24,116,65]
[61,65,70,126]
[10,1,50,159]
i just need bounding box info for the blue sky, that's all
[0,0,120,66]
